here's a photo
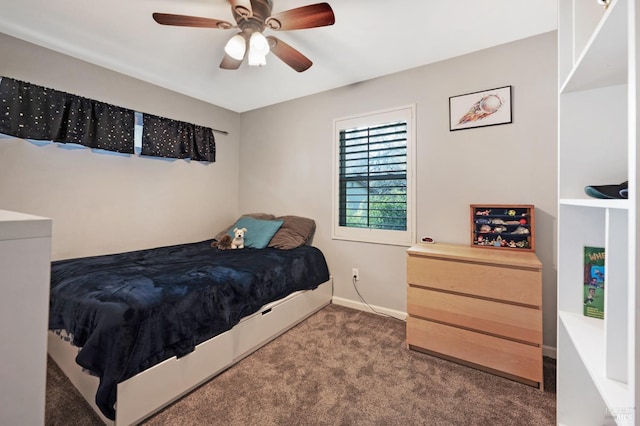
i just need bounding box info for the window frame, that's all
[332,104,416,246]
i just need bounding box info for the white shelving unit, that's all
[557,0,638,425]
[0,209,52,425]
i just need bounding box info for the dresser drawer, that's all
[407,255,541,306]
[407,286,542,344]
[407,317,542,385]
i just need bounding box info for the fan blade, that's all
[153,13,233,29]
[266,3,335,31]
[220,53,244,70]
[227,0,253,18]
[266,36,312,72]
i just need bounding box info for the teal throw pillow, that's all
[227,217,284,249]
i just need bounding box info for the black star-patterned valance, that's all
[0,77,134,153]
[142,113,215,162]
[0,77,216,162]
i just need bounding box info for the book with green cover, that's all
[583,246,605,319]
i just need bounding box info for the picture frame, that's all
[449,86,512,131]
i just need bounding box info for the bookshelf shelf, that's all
[559,312,632,409]
[559,198,629,210]
[557,0,638,424]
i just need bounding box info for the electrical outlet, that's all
[352,268,359,281]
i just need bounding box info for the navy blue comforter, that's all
[49,240,330,420]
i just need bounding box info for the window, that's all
[333,105,416,246]
[134,111,143,154]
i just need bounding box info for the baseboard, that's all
[331,296,558,360]
[331,296,407,321]
[542,344,556,359]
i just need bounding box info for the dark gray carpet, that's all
[46,304,556,425]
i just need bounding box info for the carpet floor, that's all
[46,303,556,425]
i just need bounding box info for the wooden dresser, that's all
[406,242,543,388]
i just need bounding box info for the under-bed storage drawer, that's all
[406,317,542,384]
[232,283,331,360]
[406,243,543,388]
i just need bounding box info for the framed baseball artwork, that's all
[449,86,512,131]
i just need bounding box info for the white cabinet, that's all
[557,0,639,425]
[0,210,52,426]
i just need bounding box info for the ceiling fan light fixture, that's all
[247,31,269,67]
[224,34,246,60]
[248,49,267,67]
[249,31,270,56]
[153,1,336,72]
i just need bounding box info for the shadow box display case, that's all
[470,204,535,251]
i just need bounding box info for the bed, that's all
[47,223,331,425]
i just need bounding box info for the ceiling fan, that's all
[152,0,335,73]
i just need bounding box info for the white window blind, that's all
[333,105,415,246]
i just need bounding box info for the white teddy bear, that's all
[231,227,247,249]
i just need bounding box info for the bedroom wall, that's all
[0,33,242,260]
[0,31,559,351]
[238,32,559,352]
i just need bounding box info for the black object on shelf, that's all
[584,181,628,199]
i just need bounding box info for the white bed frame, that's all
[48,279,333,425]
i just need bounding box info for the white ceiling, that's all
[0,0,557,113]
